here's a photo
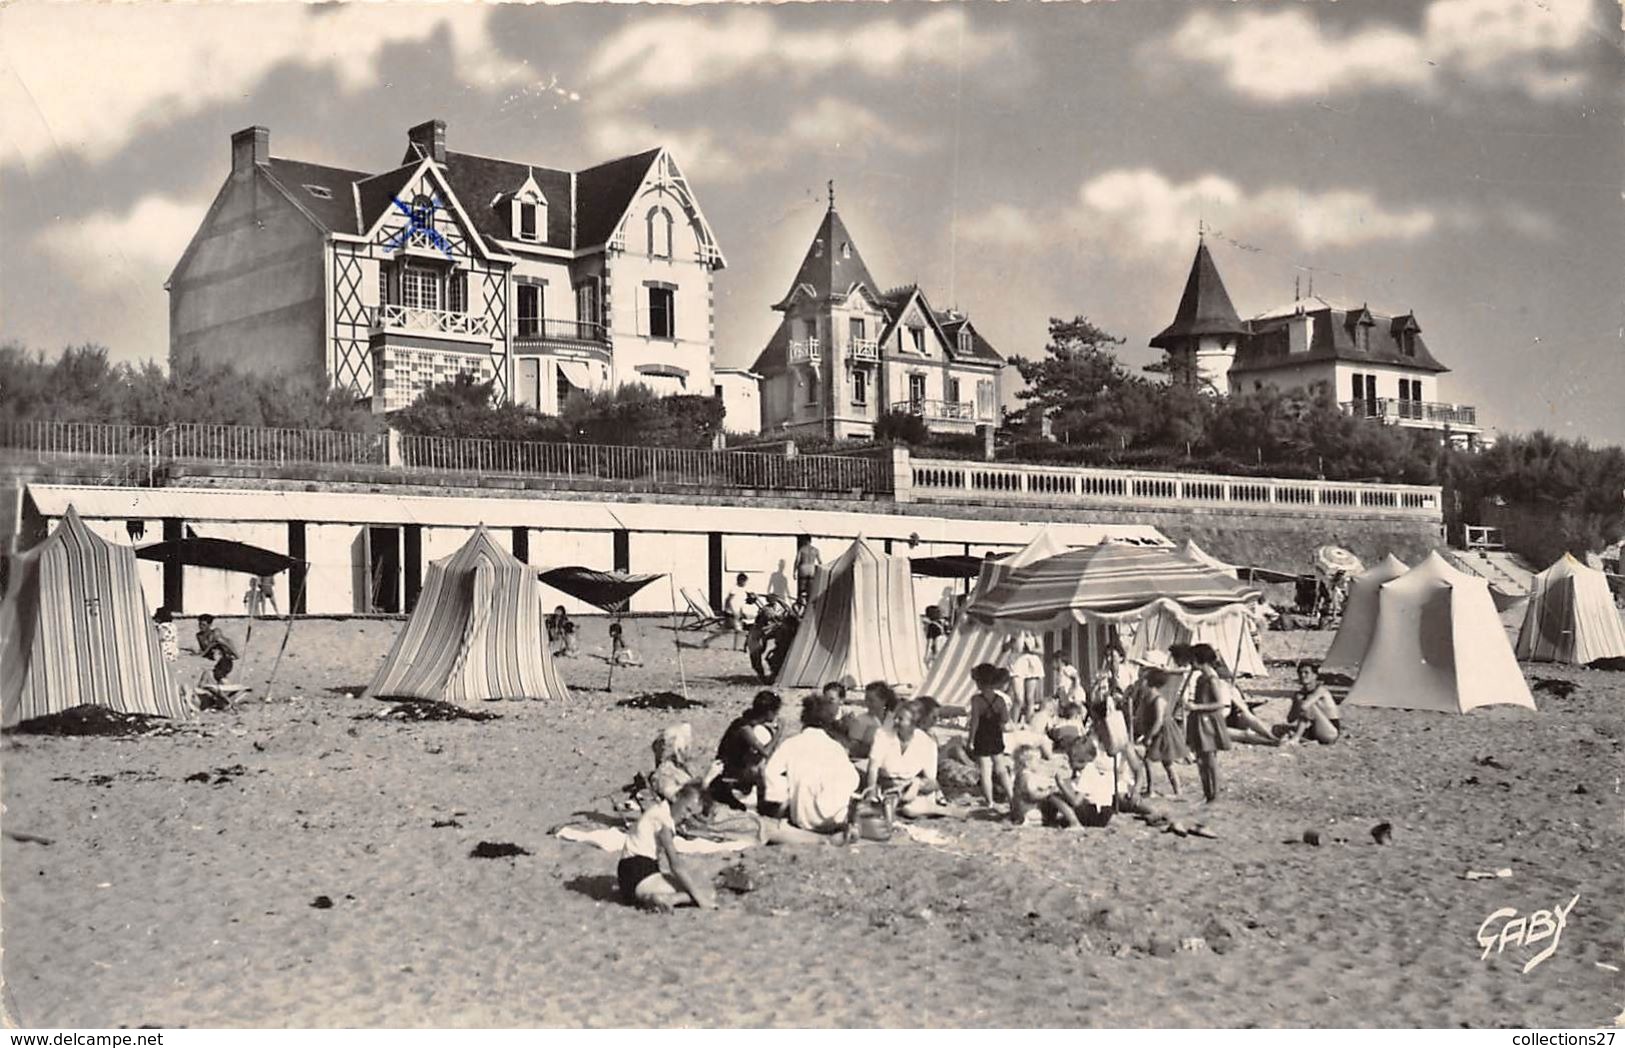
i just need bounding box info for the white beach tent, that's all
[1180,539,1239,578]
[1515,553,1625,665]
[1124,604,1267,677]
[1323,554,1411,672]
[1345,552,1536,714]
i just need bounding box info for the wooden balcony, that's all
[788,338,821,364]
[370,304,492,340]
[848,339,879,361]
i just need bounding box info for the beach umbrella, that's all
[1314,545,1364,577]
[966,544,1261,632]
[135,538,299,576]
[536,566,663,615]
[907,554,987,580]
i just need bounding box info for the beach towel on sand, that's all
[556,825,755,855]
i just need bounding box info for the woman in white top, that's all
[760,695,860,843]
[1002,629,1045,725]
[862,700,942,821]
[617,783,716,911]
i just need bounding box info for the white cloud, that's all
[0,6,532,169]
[589,98,931,183]
[1157,0,1595,104]
[964,168,1440,257]
[583,8,1015,106]
[34,194,209,286]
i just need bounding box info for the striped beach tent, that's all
[1515,554,1625,665]
[775,537,926,691]
[365,527,569,703]
[967,544,1261,631]
[1323,554,1410,672]
[2,507,188,728]
[1180,539,1239,578]
[920,530,1072,708]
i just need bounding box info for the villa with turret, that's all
[752,187,1005,440]
[1151,240,1481,445]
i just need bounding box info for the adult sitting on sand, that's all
[1042,736,1125,829]
[861,700,941,821]
[711,690,782,809]
[195,614,239,683]
[760,695,860,842]
[841,681,898,762]
[1281,661,1341,746]
[618,782,717,912]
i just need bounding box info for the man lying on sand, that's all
[618,782,717,912]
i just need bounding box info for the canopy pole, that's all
[666,575,689,702]
[261,569,307,703]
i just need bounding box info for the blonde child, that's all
[1042,736,1124,829]
[617,782,717,912]
[608,622,643,667]
[1009,744,1053,824]
[966,663,1016,809]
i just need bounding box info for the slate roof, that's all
[1233,305,1449,374]
[937,315,1006,365]
[262,158,369,233]
[1150,240,1248,348]
[257,139,661,254]
[750,319,793,374]
[775,206,883,308]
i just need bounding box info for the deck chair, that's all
[677,587,726,631]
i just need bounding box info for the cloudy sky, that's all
[2,0,1621,443]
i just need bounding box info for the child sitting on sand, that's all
[618,782,717,912]
[608,622,643,667]
[547,606,579,658]
[1009,744,1054,824]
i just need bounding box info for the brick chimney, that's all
[408,119,447,164]
[231,126,269,177]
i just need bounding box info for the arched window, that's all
[647,207,674,258]
[410,194,434,230]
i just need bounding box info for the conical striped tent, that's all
[1515,553,1625,665]
[776,536,926,690]
[967,544,1261,631]
[1181,539,1239,578]
[1323,554,1410,672]
[2,507,188,728]
[365,527,569,703]
[920,530,1075,708]
[1346,552,1535,714]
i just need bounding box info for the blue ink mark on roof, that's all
[387,194,453,256]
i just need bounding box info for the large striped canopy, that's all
[2,507,189,728]
[1515,554,1625,665]
[920,529,1071,707]
[366,527,569,703]
[967,544,1261,631]
[775,536,926,690]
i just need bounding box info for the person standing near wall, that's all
[794,540,821,602]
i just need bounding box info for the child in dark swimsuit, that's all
[966,663,1015,809]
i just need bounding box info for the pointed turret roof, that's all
[774,189,881,310]
[1150,240,1247,348]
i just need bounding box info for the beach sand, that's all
[2,616,1620,1027]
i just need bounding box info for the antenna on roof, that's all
[1294,274,1301,301]
[1307,273,1314,297]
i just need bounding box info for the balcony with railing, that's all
[892,399,976,422]
[848,339,879,362]
[788,338,821,364]
[514,318,611,359]
[1342,398,1479,430]
[370,304,493,341]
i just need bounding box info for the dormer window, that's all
[647,206,673,258]
[814,238,824,258]
[510,191,546,244]
[841,242,851,260]
[303,184,333,200]
[958,327,973,355]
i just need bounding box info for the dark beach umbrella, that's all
[537,566,663,614]
[908,554,988,580]
[135,538,300,576]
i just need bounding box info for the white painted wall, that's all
[305,523,362,615]
[627,531,709,614]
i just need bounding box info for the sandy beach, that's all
[2,615,1620,1028]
